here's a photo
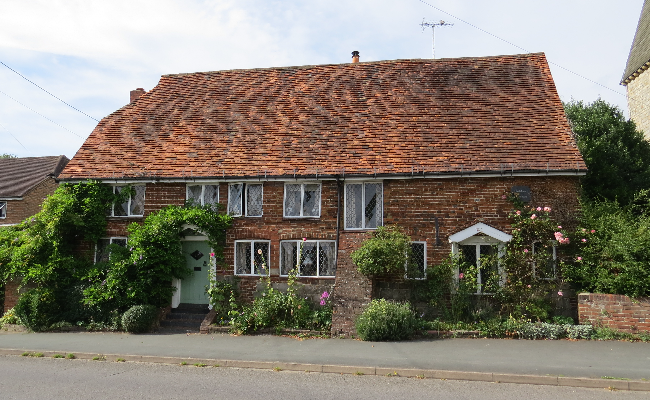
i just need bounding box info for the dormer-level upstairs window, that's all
[112,185,145,217]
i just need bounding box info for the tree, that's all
[0,154,16,158]
[564,99,650,205]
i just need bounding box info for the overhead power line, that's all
[0,89,84,139]
[417,0,627,99]
[0,120,27,150]
[0,61,100,122]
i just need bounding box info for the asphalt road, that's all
[0,355,646,400]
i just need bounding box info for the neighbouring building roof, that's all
[0,156,69,198]
[60,52,585,181]
[622,0,650,84]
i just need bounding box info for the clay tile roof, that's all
[623,0,650,84]
[0,155,69,197]
[60,53,584,180]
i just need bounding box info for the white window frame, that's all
[344,181,383,230]
[532,241,557,280]
[283,182,322,218]
[95,237,128,264]
[0,201,6,219]
[405,241,427,280]
[234,239,270,276]
[111,185,146,217]
[228,183,263,217]
[279,239,337,278]
[186,184,219,206]
[449,223,512,295]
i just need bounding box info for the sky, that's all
[0,0,644,159]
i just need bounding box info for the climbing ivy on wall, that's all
[0,181,232,329]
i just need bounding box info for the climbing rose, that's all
[459,273,464,279]
[591,230,596,233]
[536,207,542,211]
[557,226,562,229]
[524,249,529,253]
[531,214,537,220]
[257,249,263,255]
[558,291,563,296]
[302,237,307,242]
[581,238,587,243]
[577,256,582,261]
[210,252,215,257]
[516,210,521,215]
[543,207,551,212]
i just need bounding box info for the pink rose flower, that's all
[536,207,542,211]
[210,252,215,257]
[557,226,562,229]
[558,291,563,296]
[543,207,551,212]
[516,210,521,215]
[524,249,529,253]
[527,284,531,288]
[577,256,582,261]
[531,214,537,220]
[554,232,564,241]
[591,230,595,233]
[302,237,307,242]
[581,238,587,243]
[459,273,464,279]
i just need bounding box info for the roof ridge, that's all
[162,52,546,78]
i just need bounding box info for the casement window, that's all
[187,184,219,206]
[405,242,427,280]
[95,237,127,263]
[280,240,336,277]
[0,201,6,218]
[228,183,263,217]
[284,183,321,218]
[532,242,557,280]
[344,182,383,229]
[234,240,270,276]
[112,185,146,217]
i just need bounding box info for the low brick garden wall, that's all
[578,293,650,333]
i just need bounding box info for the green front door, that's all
[181,241,211,304]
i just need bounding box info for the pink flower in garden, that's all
[536,207,542,211]
[459,273,464,279]
[554,232,564,241]
[577,257,583,261]
[302,237,307,242]
[501,195,507,199]
[320,300,326,306]
[321,291,329,299]
[516,210,521,215]
[527,285,531,288]
[558,226,562,229]
[591,230,596,233]
[558,291,563,297]
[531,214,537,220]
[210,252,215,257]
[257,249,263,255]
[581,238,587,243]
[543,207,551,212]
[524,249,529,253]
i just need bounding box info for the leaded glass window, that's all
[280,240,336,277]
[228,183,263,217]
[187,184,219,207]
[112,185,146,217]
[405,242,426,280]
[284,183,321,217]
[234,240,270,276]
[95,237,127,263]
[345,182,382,229]
[0,201,6,218]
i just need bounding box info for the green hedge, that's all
[121,305,159,333]
[355,299,418,341]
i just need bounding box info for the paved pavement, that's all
[1,330,649,391]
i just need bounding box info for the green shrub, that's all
[351,226,411,276]
[566,324,594,340]
[14,288,59,331]
[355,299,418,341]
[121,305,158,333]
[0,307,21,325]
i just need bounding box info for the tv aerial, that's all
[420,19,453,59]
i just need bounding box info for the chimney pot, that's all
[351,51,360,63]
[130,88,146,103]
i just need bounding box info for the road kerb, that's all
[1,348,649,392]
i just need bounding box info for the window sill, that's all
[283,216,321,220]
[279,275,336,279]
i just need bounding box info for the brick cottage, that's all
[58,52,585,335]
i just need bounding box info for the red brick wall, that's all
[3,279,37,312]
[2,177,58,225]
[578,293,650,333]
[93,175,580,335]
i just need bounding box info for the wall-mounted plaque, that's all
[511,186,531,202]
